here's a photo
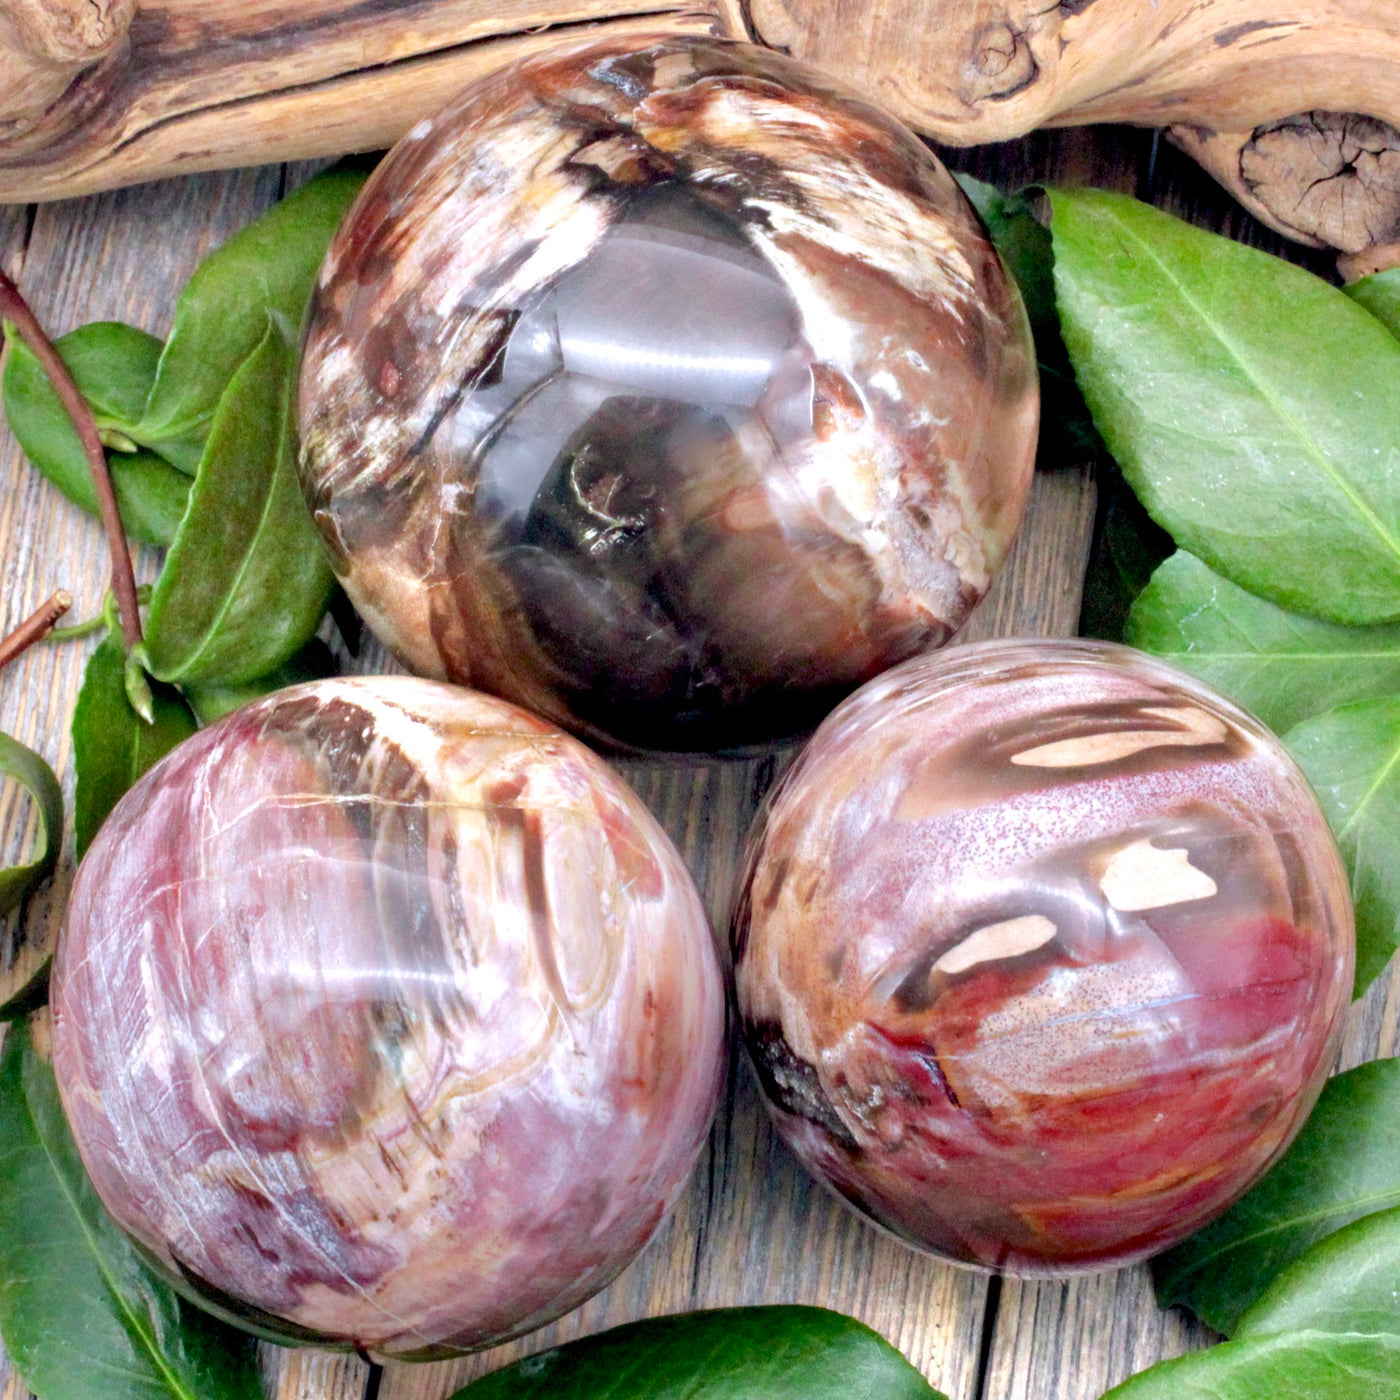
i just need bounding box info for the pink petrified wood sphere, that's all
[52,678,725,1356]
[298,35,1038,753]
[734,640,1353,1273]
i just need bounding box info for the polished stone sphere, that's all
[298,36,1038,753]
[734,640,1353,1273]
[52,678,725,1356]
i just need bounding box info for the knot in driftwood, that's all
[962,19,1039,104]
[0,0,134,143]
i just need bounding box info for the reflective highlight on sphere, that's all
[53,679,725,1356]
[299,37,1038,752]
[734,641,1353,1273]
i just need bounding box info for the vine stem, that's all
[0,591,72,673]
[0,269,143,651]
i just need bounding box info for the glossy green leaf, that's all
[143,319,334,687]
[1051,187,1400,625]
[1079,467,1173,642]
[1285,698,1400,995]
[954,173,1101,468]
[1126,551,1400,735]
[452,1307,943,1400]
[0,1017,262,1400]
[183,636,337,724]
[1101,1331,1400,1400]
[1154,1057,1400,1335]
[0,733,62,917]
[2,323,190,546]
[136,168,367,472]
[1346,268,1400,342]
[1235,1204,1400,1338]
[73,636,197,858]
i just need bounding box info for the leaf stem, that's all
[47,585,153,642]
[0,271,143,652]
[0,591,72,672]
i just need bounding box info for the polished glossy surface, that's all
[734,640,1353,1273]
[52,678,725,1356]
[299,37,1038,753]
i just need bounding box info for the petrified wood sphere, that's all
[298,36,1038,752]
[52,678,725,1356]
[735,641,1353,1273]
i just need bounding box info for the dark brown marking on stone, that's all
[746,1018,859,1151]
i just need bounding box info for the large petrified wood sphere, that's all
[298,36,1038,753]
[52,678,725,1356]
[734,640,1353,1273]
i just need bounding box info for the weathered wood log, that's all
[0,0,744,203]
[2,0,1399,267]
[750,0,1400,264]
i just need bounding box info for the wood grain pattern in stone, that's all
[1,121,1395,1400]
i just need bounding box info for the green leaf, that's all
[0,1017,262,1400]
[451,1307,942,1400]
[954,173,1101,468]
[183,636,337,724]
[73,637,197,858]
[1346,268,1400,342]
[1235,1205,1400,1338]
[1079,467,1173,642]
[1050,187,1400,625]
[2,323,190,546]
[144,318,334,687]
[0,734,63,1019]
[0,733,62,916]
[1101,1331,1400,1400]
[1126,551,1400,735]
[136,169,367,472]
[1285,698,1400,996]
[1153,1058,1400,1336]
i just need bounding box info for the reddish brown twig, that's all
[0,270,142,651]
[0,591,72,673]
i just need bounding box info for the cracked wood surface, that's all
[1,124,1396,1400]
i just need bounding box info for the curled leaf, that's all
[0,733,62,917]
[0,734,63,1019]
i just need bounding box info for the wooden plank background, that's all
[1,117,1397,1400]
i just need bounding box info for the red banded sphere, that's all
[298,36,1038,752]
[734,640,1353,1272]
[52,678,725,1355]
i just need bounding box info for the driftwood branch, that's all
[2,0,1399,264]
[0,0,744,202]
[749,0,1400,263]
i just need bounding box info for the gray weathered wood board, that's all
[1,123,1395,1400]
